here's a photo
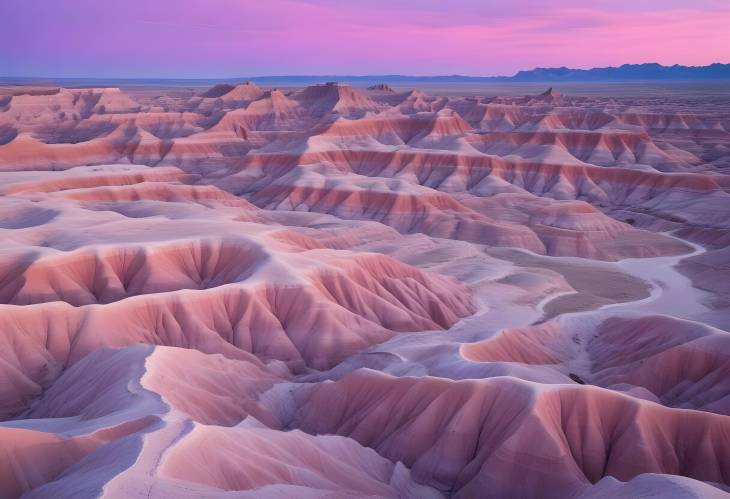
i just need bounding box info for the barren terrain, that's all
[0,81,729,498]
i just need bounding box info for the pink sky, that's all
[2,0,729,77]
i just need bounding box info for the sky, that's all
[2,0,729,78]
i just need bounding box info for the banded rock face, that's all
[0,82,729,499]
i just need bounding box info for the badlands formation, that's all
[0,81,729,498]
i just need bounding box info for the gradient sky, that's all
[2,0,729,78]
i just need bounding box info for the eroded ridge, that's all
[0,82,729,499]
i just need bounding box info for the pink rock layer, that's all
[0,82,728,498]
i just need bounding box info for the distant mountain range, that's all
[244,63,730,85]
[507,63,730,81]
[3,63,729,87]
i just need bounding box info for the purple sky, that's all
[2,0,729,77]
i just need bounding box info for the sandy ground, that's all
[488,246,652,318]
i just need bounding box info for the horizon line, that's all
[3,62,730,82]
